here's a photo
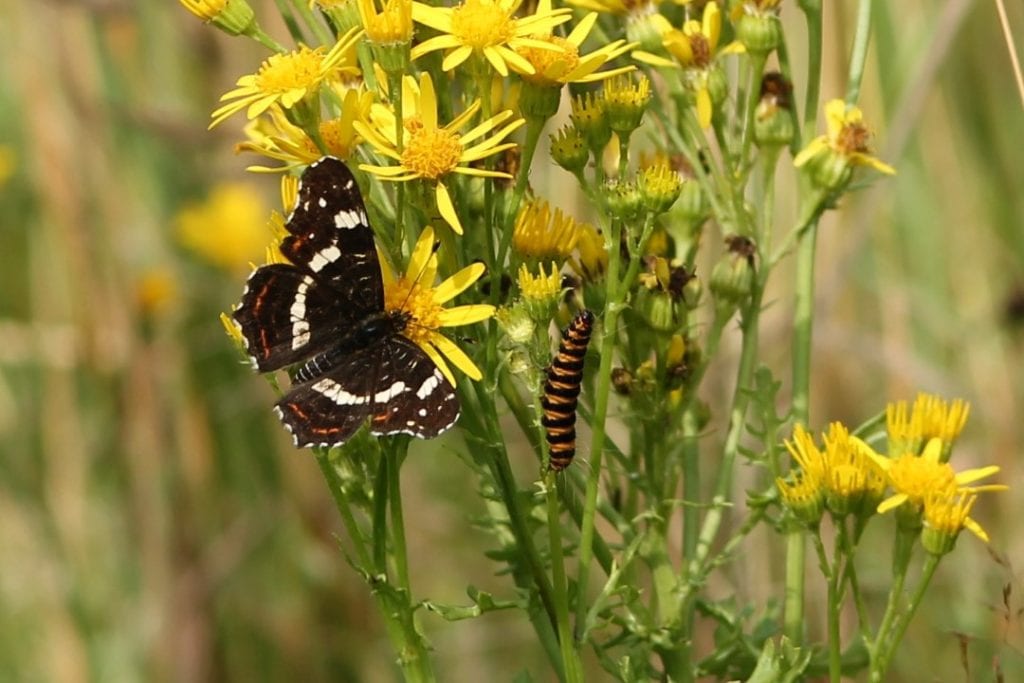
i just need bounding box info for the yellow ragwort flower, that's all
[873,438,1006,516]
[777,424,828,523]
[355,72,524,234]
[780,423,884,519]
[633,1,744,128]
[359,0,413,43]
[512,198,581,261]
[512,0,635,87]
[794,99,895,175]
[570,221,608,281]
[210,27,363,128]
[518,261,561,301]
[176,182,269,272]
[382,226,495,384]
[921,491,989,554]
[237,90,374,172]
[887,393,969,462]
[411,0,571,76]
[180,0,256,36]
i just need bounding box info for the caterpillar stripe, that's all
[541,309,594,471]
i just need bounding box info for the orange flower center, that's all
[837,121,871,154]
[400,120,463,179]
[384,278,442,344]
[689,34,711,68]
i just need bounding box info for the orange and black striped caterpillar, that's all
[541,309,594,471]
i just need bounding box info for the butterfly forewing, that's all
[279,157,383,309]
[232,156,462,447]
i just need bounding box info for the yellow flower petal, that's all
[877,493,909,514]
[429,331,484,381]
[438,303,496,326]
[436,183,464,234]
[433,262,486,303]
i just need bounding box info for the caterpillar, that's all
[541,309,594,471]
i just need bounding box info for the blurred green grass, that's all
[1,0,1022,680]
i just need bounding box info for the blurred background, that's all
[1,0,1022,681]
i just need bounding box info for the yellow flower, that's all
[383,227,495,384]
[354,72,524,234]
[238,89,373,171]
[517,262,562,322]
[570,222,608,281]
[176,182,269,272]
[210,27,363,128]
[180,0,256,36]
[921,491,989,553]
[358,0,413,43]
[136,267,178,316]
[633,2,744,128]
[887,393,969,462]
[512,0,635,87]
[873,438,1006,516]
[781,423,885,519]
[411,0,571,76]
[794,99,895,175]
[512,198,581,261]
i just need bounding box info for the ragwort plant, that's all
[184,0,1007,679]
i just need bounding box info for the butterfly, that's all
[232,157,459,447]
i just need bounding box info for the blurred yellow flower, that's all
[176,182,269,272]
[794,99,895,175]
[354,72,523,234]
[886,393,969,461]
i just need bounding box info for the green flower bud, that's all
[570,92,611,155]
[638,164,682,215]
[603,74,651,135]
[549,124,590,174]
[603,179,643,221]
[520,81,562,120]
[736,14,782,54]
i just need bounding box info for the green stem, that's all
[271,0,306,44]
[800,0,824,139]
[371,453,389,574]
[546,471,585,682]
[791,223,818,426]
[870,528,916,672]
[314,449,371,569]
[687,276,764,577]
[498,114,546,266]
[288,0,333,45]
[314,450,434,682]
[739,52,769,173]
[846,0,875,104]
[826,523,845,683]
[248,26,289,53]
[387,444,411,592]
[871,553,941,681]
[572,218,625,638]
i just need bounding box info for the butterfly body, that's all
[232,157,459,448]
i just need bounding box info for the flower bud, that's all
[570,92,611,155]
[549,124,590,175]
[603,74,651,135]
[735,13,782,54]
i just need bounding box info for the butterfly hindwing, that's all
[276,336,458,447]
[368,336,459,439]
